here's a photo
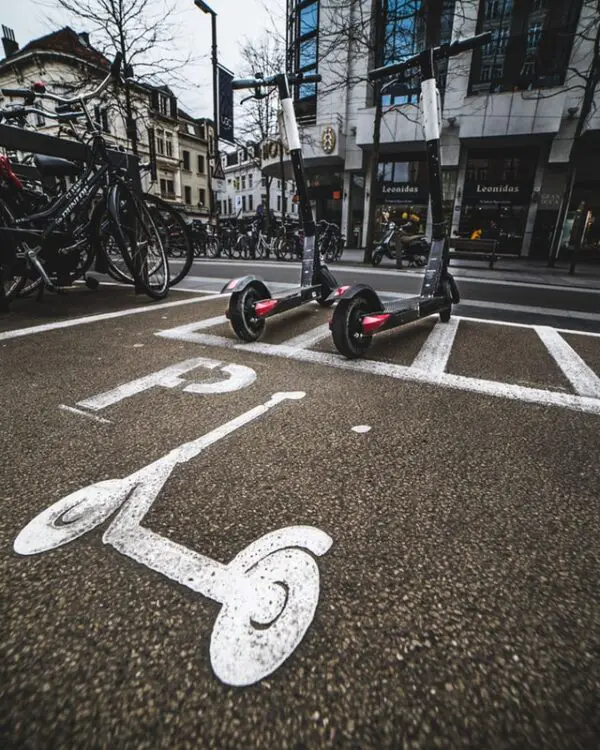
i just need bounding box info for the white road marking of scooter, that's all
[14,391,333,687]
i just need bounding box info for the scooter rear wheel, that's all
[229,286,266,342]
[331,295,373,358]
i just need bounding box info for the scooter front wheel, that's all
[331,294,373,358]
[228,285,266,342]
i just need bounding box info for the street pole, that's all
[195,0,220,229]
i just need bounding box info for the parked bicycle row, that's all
[187,216,345,262]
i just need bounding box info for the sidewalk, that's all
[337,248,600,291]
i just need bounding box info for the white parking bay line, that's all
[0,293,225,342]
[282,324,331,351]
[411,319,460,374]
[534,326,600,398]
[58,404,112,424]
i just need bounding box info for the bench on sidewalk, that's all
[448,238,500,269]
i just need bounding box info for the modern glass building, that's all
[269,0,600,260]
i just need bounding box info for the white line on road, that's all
[0,293,225,342]
[534,326,600,398]
[156,324,600,415]
[58,404,112,424]
[411,318,460,374]
[282,324,332,350]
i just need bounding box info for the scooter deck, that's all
[272,284,321,303]
[380,294,449,325]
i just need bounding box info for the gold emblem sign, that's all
[321,126,336,154]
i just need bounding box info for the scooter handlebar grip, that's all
[232,77,263,90]
[289,73,322,85]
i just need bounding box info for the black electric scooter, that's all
[330,32,491,358]
[222,72,338,342]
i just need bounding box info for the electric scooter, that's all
[330,32,491,358]
[222,71,338,342]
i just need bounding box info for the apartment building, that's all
[273,0,600,258]
[0,26,214,221]
[218,144,298,221]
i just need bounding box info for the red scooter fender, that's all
[221,275,271,298]
[329,282,383,310]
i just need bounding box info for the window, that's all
[165,132,173,158]
[241,175,246,190]
[158,94,169,116]
[182,150,190,170]
[186,123,195,135]
[159,178,175,198]
[248,194,253,211]
[93,105,110,133]
[198,154,205,173]
[156,129,165,155]
[199,188,206,206]
[242,195,247,211]
[261,176,266,188]
[526,23,543,54]
[382,0,455,105]
[228,198,232,214]
[248,173,253,188]
[292,1,320,119]
[198,123,206,140]
[277,195,281,211]
[184,185,192,204]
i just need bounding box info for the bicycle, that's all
[0,54,169,304]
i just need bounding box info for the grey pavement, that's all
[1,285,600,749]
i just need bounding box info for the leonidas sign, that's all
[464,181,527,203]
[378,182,427,203]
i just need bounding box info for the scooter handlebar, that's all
[231,71,322,90]
[368,32,492,81]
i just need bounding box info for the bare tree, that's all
[234,33,287,223]
[46,0,198,153]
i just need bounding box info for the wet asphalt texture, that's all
[1,287,600,749]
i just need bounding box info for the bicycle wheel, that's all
[107,185,169,300]
[0,198,26,302]
[143,194,193,287]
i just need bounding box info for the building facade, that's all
[218,144,298,221]
[276,0,600,258]
[0,26,215,221]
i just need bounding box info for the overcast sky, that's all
[2,0,285,116]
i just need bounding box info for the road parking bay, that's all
[2,293,600,749]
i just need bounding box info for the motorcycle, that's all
[371,220,429,267]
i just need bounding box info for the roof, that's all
[2,27,109,69]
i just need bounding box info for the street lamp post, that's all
[194,0,220,226]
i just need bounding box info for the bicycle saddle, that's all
[34,154,80,178]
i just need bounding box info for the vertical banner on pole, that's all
[217,65,235,144]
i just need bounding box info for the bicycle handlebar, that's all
[368,32,492,81]
[232,71,322,90]
[0,106,85,123]
[2,88,33,99]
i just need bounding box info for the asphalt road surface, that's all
[2,283,600,749]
